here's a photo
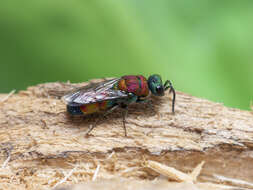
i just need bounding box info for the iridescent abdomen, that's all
[117,75,149,97]
[67,100,116,115]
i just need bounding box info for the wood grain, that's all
[0,80,253,190]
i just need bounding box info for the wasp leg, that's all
[121,107,128,137]
[85,105,119,136]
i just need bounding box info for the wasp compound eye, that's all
[156,86,164,96]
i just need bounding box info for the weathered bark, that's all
[0,80,253,190]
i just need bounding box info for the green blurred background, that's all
[0,0,252,110]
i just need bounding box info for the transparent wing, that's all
[62,78,128,106]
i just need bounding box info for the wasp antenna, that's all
[168,81,176,113]
[164,80,170,88]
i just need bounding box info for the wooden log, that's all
[0,80,253,190]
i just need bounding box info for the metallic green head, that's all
[148,74,164,96]
[148,74,176,113]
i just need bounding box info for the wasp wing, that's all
[62,78,128,106]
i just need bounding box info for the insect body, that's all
[63,74,176,136]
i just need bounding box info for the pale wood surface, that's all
[0,80,253,190]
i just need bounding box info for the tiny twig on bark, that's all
[0,89,15,103]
